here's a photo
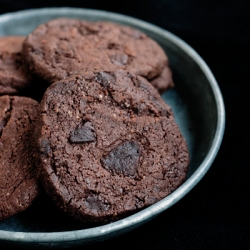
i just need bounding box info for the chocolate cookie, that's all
[35,70,189,224]
[23,18,168,90]
[0,37,32,95]
[150,66,174,93]
[0,95,40,220]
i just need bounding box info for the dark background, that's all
[1,1,250,249]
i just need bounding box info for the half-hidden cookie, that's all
[150,66,174,93]
[35,70,189,224]
[23,18,169,90]
[0,95,40,220]
[0,37,32,95]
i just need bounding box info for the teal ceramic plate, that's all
[0,7,225,248]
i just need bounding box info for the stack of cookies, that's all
[0,18,189,224]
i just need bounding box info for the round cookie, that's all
[35,70,189,224]
[0,95,40,220]
[150,66,174,93]
[0,37,32,95]
[23,18,168,89]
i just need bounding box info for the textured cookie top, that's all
[0,37,32,95]
[0,95,40,220]
[23,18,168,84]
[35,70,189,224]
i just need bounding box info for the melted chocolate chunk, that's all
[96,72,116,87]
[107,43,120,50]
[110,54,128,66]
[39,139,51,156]
[101,141,141,177]
[85,194,110,212]
[70,121,96,143]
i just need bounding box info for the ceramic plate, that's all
[0,7,225,248]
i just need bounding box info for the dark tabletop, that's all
[1,1,249,249]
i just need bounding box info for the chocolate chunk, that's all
[107,43,120,50]
[39,139,51,156]
[85,194,110,213]
[101,141,141,177]
[96,72,116,87]
[110,54,128,66]
[70,121,96,143]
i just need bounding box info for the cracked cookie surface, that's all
[0,95,40,220]
[35,70,189,224]
[23,18,171,91]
